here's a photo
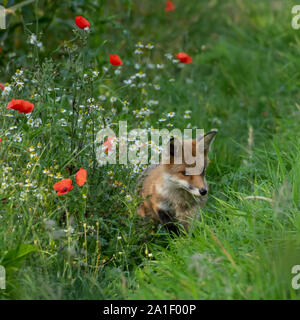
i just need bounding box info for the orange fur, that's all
[138,130,217,232]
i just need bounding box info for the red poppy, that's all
[175,52,193,64]
[165,0,176,12]
[104,136,116,154]
[7,99,34,114]
[109,54,123,66]
[53,179,74,196]
[76,168,87,187]
[0,138,2,142]
[75,16,90,29]
[0,83,4,91]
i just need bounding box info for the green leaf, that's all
[1,244,37,275]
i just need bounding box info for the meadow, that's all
[1,0,300,299]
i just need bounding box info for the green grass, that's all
[1,0,300,299]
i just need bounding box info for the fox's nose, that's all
[199,188,207,196]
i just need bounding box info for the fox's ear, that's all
[197,129,218,154]
[204,129,218,151]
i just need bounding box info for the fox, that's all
[137,130,217,233]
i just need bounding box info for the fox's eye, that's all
[181,171,189,176]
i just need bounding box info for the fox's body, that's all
[138,131,217,232]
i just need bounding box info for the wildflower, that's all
[165,0,176,12]
[64,226,74,234]
[28,34,43,48]
[28,146,35,153]
[53,179,73,196]
[158,117,166,122]
[134,49,143,55]
[7,99,34,114]
[0,83,4,91]
[15,136,23,142]
[147,100,159,106]
[29,34,37,44]
[54,172,62,179]
[99,95,107,101]
[147,63,155,69]
[75,16,90,29]
[145,43,154,49]
[2,85,11,96]
[104,136,116,153]
[175,52,193,64]
[183,111,192,119]
[109,54,123,66]
[167,111,176,118]
[15,69,23,76]
[165,53,173,60]
[136,71,146,78]
[123,79,132,85]
[136,42,144,48]
[92,70,99,77]
[16,81,24,90]
[76,168,87,187]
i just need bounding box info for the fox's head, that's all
[162,130,217,199]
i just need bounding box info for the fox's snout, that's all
[199,188,207,196]
[166,173,208,198]
[187,183,208,197]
